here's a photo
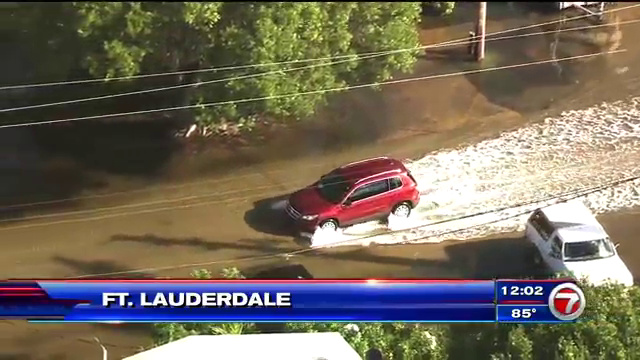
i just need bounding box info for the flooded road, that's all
[2,3,640,359]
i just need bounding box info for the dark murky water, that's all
[1,3,634,214]
[2,3,640,359]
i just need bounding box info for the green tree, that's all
[448,282,640,359]
[68,2,422,129]
[151,267,256,346]
[285,322,449,359]
[151,268,640,359]
[422,2,456,16]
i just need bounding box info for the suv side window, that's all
[389,177,403,190]
[530,210,553,240]
[349,180,390,202]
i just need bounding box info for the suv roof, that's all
[335,157,406,184]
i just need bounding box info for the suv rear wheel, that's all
[392,202,412,218]
[319,219,339,231]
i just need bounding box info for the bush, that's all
[152,268,640,359]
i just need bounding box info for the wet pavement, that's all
[2,3,640,359]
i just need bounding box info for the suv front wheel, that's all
[319,219,339,232]
[392,202,412,218]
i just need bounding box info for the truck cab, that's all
[525,201,633,287]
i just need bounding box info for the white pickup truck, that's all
[525,200,634,287]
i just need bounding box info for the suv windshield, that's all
[564,239,615,261]
[316,174,351,204]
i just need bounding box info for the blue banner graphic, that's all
[0,279,582,323]
[496,279,574,304]
[496,305,561,323]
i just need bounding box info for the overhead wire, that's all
[0,47,628,216]
[0,22,632,237]
[1,2,638,92]
[0,4,636,274]
[0,163,326,210]
[61,172,640,278]
[0,164,393,221]
[0,154,616,226]
[0,49,626,129]
[1,14,636,211]
[0,52,386,114]
[2,16,639,114]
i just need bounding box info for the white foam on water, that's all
[310,97,640,248]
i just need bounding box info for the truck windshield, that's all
[316,174,351,204]
[564,239,615,261]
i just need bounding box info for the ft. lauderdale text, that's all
[102,292,292,308]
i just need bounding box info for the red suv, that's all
[285,157,420,233]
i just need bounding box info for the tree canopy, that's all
[152,268,640,359]
[13,2,424,129]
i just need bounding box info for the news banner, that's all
[0,279,586,323]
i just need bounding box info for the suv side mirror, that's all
[343,199,352,207]
[615,243,620,249]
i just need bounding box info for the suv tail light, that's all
[408,172,418,186]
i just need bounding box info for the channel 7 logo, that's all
[548,282,586,321]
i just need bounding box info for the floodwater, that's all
[1,3,640,359]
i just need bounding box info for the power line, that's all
[0,16,634,210]
[2,16,637,115]
[1,2,637,92]
[0,157,598,226]
[328,174,640,246]
[0,163,325,210]
[0,49,628,213]
[0,52,385,114]
[0,164,391,220]
[62,173,640,278]
[0,49,626,130]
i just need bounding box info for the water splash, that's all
[311,97,640,247]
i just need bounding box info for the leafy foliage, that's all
[285,322,449,359]
[448,282,640,360]
[422,2,456,16]
[152,269,640,359]
[151,267,256,345]
[33,2,422,129]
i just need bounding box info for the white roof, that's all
[540,200,600,227]
[556,225,608,243]
[124,332,362,360]
[539,201,608,243]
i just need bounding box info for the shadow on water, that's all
[441,236,551,279]
[422,6,622,115]
[104,231,551,280]
[108,234,298,255]
[52,255,156,279]
[243,193,320,247]
[0,126,108,222]
[300,88,395,154]
[31,120,181,177]
[420,3,524,31]
[243,194,296,238]
[0,355,30,360]
[0,121,180,224]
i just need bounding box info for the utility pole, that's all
[476,2,487,62]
